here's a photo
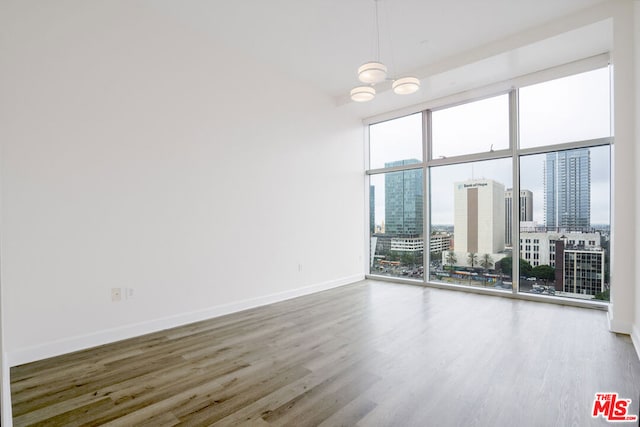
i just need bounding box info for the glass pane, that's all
[369,113,423,170]
[429,158,512,290]
[431,94,509,159]
[519,146,610,300]
[369,168,424,280]
[519,67,611,148]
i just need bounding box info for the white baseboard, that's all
[632,324,640,362]
[608,310,639,361]
[607,308,632,335]
[8,274,364,367]
[2,353,12,427]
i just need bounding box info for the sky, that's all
[368,67,611,227]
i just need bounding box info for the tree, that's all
[445,251,457,270]
[519,259,533,277]
[400,252,416,266]
[478,254,494,287]
[495,257,533,278]
[594,289,610,301]
[467,253,479,285]
[479,254,494,272]
[467,252,478,270]
[532,265,555,284]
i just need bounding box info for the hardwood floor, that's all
[11,280,640,426]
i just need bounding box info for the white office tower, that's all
[454,179,505,255]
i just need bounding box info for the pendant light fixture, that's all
[392,77,420,95]
[358,62,387,84]
[350,86,376,102]
[357,0,386,85]
[350,0,420,103]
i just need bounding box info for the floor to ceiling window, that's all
[369,113,424,280]
[429,158,513,290]
[517,67,611,300]
[366,65,612,303]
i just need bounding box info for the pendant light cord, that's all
[375,0,381,62]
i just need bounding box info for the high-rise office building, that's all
[384,159,423,236]
[553,239,605,296]
[370,185,375,234]
[430,232,452,253]
[504,188,533,246]
[518,231,601,267]
[453,179,505,254]
[544,149,590,230]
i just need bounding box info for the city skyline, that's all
[372,146,610,229]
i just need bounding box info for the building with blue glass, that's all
[384,159,423,237]
[544,149,591,230]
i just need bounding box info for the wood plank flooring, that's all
[11,280,640,426]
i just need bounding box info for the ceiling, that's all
[148,0,612,117]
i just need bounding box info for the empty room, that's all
[1,0,640,426]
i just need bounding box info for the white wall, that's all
[0,1,365,367]
[633,0,640,357]
[0,236,6,425]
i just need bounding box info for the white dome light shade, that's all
[358,62,388,84]
[392,77,420,95]
[350,86,376,102]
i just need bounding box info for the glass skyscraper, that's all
[544,149,590,230]
[384,159,423,236]
[369,185,375,234]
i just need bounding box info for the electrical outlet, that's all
[111,288,121,302]
[125,288,134,299]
